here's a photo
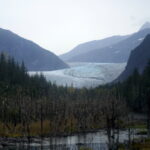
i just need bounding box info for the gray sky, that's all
[0,0,150,55]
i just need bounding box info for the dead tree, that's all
[100,92,127,150]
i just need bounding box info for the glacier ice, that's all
[29,63,126,88]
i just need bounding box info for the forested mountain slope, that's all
[117,34,150,81]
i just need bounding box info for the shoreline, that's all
[0,128,147,149]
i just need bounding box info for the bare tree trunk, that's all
[147,113,150,137]
[40,102,43,138]
[27,122,31,143]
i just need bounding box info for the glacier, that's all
[29,63,126,88]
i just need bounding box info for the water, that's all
[0,130,145,150]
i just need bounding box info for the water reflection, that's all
[0,143,107,150]
[0,130,145,150]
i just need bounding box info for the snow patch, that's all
[138,38,144,41]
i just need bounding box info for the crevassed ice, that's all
[29,63,126,88]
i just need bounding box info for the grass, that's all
[132,139,150,150]
[0,120,51,137]
[119,138,150,150]
[80,147,92,150]
[132,124,147,129]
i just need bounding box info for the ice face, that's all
[29,63,126,88]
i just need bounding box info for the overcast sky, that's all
[0,0,150,55]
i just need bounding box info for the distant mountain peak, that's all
[140,22,150,31]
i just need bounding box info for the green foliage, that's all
[119,138,150,150]
[0,52,150,137]
[118,61,150,113]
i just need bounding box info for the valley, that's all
[0,7,150,149]
[29,63,126,88]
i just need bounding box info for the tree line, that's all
[0,53,150,149]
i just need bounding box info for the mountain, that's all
[60,35,129,61]
[117,34,150,81]
[140,22,150,31]
[60,23,150,63]
[0,28,69,71]
[66,28,150,63]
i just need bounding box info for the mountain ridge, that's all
[60,35,129,61]
[64,28,150,63]
[0,28,69,71]
[116,34,150,81]
[140,22,150,31]
[60,22,150,63]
